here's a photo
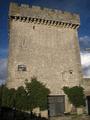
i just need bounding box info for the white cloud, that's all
[0,58,7,84]
[80,51,90,78]
[80,36,90,43]
[79,35,90,78]
[79,36,90,51]
[81,52,90,67]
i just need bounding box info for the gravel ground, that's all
[50,115,90,120]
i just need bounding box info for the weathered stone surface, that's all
[7,2,82,114]
[7,21,82,90]
[9,3,80,25]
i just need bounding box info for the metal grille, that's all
[48,96,65,117]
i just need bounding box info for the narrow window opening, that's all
[33,26,35,30]
[69,70,73,74]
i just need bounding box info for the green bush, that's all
[63,86,85,107]
[25,77,50,110]
[2,86,16,108]
[1,77,50,111]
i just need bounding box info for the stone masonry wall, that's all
[7,2,83,113]
[9,3,80,25]
[7,19,82,93]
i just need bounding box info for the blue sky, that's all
[0,0,90,84]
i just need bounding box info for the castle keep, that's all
[7,3,83,116]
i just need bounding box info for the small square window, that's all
[18,65,27,71]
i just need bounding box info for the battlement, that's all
[9,2,80,29]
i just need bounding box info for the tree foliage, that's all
[25,77,50,110]
[1,77,50,111]
[15,86,28,110]
[63,86,85,107]
[2,86,16,108]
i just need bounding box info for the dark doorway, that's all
[48,95,65,117]
[87,96,90,115]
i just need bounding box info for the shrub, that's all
[63,86,85,107]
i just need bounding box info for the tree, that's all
[0,85,4,107]
[2,86,16,108]
[15,86,27,110]
[25,77,50,111]
[1,77,50,112]
[63,86,85,108]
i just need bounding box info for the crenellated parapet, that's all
[9,3,80,29]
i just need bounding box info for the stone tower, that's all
[7,3,82,115]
